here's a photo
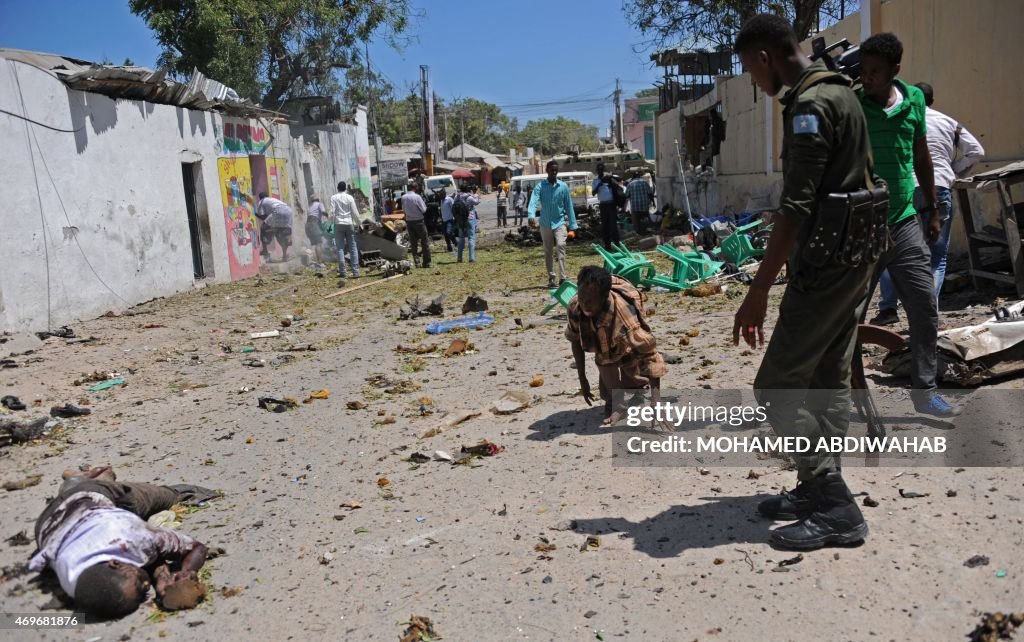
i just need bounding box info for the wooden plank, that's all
[968,231,1010,246]
[968,268,1017,284]
[956,185,985,291]
[322,274,403,299]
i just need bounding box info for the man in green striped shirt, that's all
[858,32,960,418]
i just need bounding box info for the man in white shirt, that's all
[330,181,362,279]
[29,471,210,617]
[255,192,294,262]
[400,184,431,268]
[872,82,985,323]
[305,197,327,267]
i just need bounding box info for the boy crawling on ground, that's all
[28,467,212,618]
[566,265,667,426]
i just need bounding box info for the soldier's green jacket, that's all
[778,59,873,247]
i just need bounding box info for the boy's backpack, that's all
[452,196,470,227]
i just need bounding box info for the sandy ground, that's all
[1,238,1022,642]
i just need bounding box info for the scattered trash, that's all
[377,477,390,487]
[534,538,557,553]
[1,396,26,411]
[964,555,991,568]
[270,354,295,367]
[319,552,334,565]
[3,474,43,491]
[584,610,598,619]
[397,343,437,354]
[399,294,446,320]
[242,358,265,368]
[947,489,958,497]
[280,316,293,328]
[551,519,577,532]
[415,517,426,523]
[399,614,440,642]
[686,329,701,338]
[445,339,468,357]
[347,400,367,410]
[426,313,495,334]
[967,611,1024,642]
[250,330,280,339]
[50,404,91,418]
[35,326,75,340]
[862,496,879,507]
[492,391,531,414]
[995,570,1007,578]
[746,470,760,480]
[257,397,298,412]
[1,416,54,447]
[407,452,431,464]
[660,352,682,365]
[339,501,362,510]
[148,510,181,529]
[353,526,369,534]
[88,378,126,392]
[433,450,453,462]
[462,295,489,314]
[240,346,256,353]
[685,283,722,297]
[6,531,31,546]
[898,489,929,499]
[580,535,601,552]
[303,389,330,403]
[461,440,503,457]
[529,375,544,387]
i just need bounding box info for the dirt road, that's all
[1,241,1021,641]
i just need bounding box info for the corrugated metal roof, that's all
[0,47,283,119]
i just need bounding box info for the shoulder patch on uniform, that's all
[792,113,819,134]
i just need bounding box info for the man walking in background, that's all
[529,160,579,288]
[626,171,654,235]
[255,192,293,262]
[593,163,622,250]
[330,181,361,280]
[496,184,509,228]
[441,189,457,253]
[305,196,327,268]
[401,184,431,269]
[872,81,985,319]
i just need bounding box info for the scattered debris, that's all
[534,539,557,553]
[339,501,362,510]
[551,519,577,532]
[686,329,701,338]
[257,397,298,413]
[399,615,440,642]
[898,489,929,499]
[407,452,431,464]
[1,395,26,411]
[36,326,75,340]
[303,389,330,403]
[50,403,92,418]
[862,496,879,508]
[462,295,489,314]
[399,294,446,320]
[580,535,601,552]
[947,489,958,497]
[964,555,990,568]
[347,400,367,410]
[426,313,496,334]
[1,416,55,447]
[148,510,181,529]
[270,354,295,367]
[6,531,31,546]
[249,330,281,339]
[88,378,126,391]
[685,283,722,297]
[445,339,468,357]
[492,391,531,414]
[967,612,1024,642]
[3,474,43,491]
[319,552,334,565]
[746,470,760,480]
[433,450,453,462]
[396,343,437,354]
[461,440,503,457]
[529,375,544,387]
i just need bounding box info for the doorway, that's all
[181,162,214,279]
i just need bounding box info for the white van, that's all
[424,175,458,197]
[509,171,598,215]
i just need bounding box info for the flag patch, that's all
[792,114,819,135]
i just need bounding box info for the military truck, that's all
[551,144,655,176]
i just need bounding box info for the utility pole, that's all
[613,78,623,149]
[460,108,466,163]
[442,109,449,160]
[365,41,384,219]
[419,65,434,175]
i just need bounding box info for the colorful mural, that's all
[220,120,272,155]
[217,157,260,279]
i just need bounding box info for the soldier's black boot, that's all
[769,471,868,550]
[757,479,824,520]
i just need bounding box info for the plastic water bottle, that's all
[426,312,495,334]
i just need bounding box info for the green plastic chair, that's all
[541,280,578,315]
[713,221,765,266]
[656,244,724,287]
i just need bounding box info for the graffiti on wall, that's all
[220,120,272,155]
[217,157,260,280]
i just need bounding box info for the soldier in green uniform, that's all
[732,15,877,550]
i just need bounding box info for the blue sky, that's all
[0,0,663,131]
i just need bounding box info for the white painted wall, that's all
[0,58,236,332]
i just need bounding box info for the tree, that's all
[635,87,659,98]
[130,0,415,106]
[447,98,517,154]
[623,0,859,51]
[515,117,600,155]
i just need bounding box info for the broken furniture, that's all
[712,220,767,266]
[953,161,1024,296]
[592,243,655,286]
[541,280,578,315]
[654,244,724,288]
[359,249,384,271]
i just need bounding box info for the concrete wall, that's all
[624,97,658,158]
[0,54,370,332]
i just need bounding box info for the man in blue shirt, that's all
[440,191,456,253]
[528,160,579,287]
[592,163,622,250]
